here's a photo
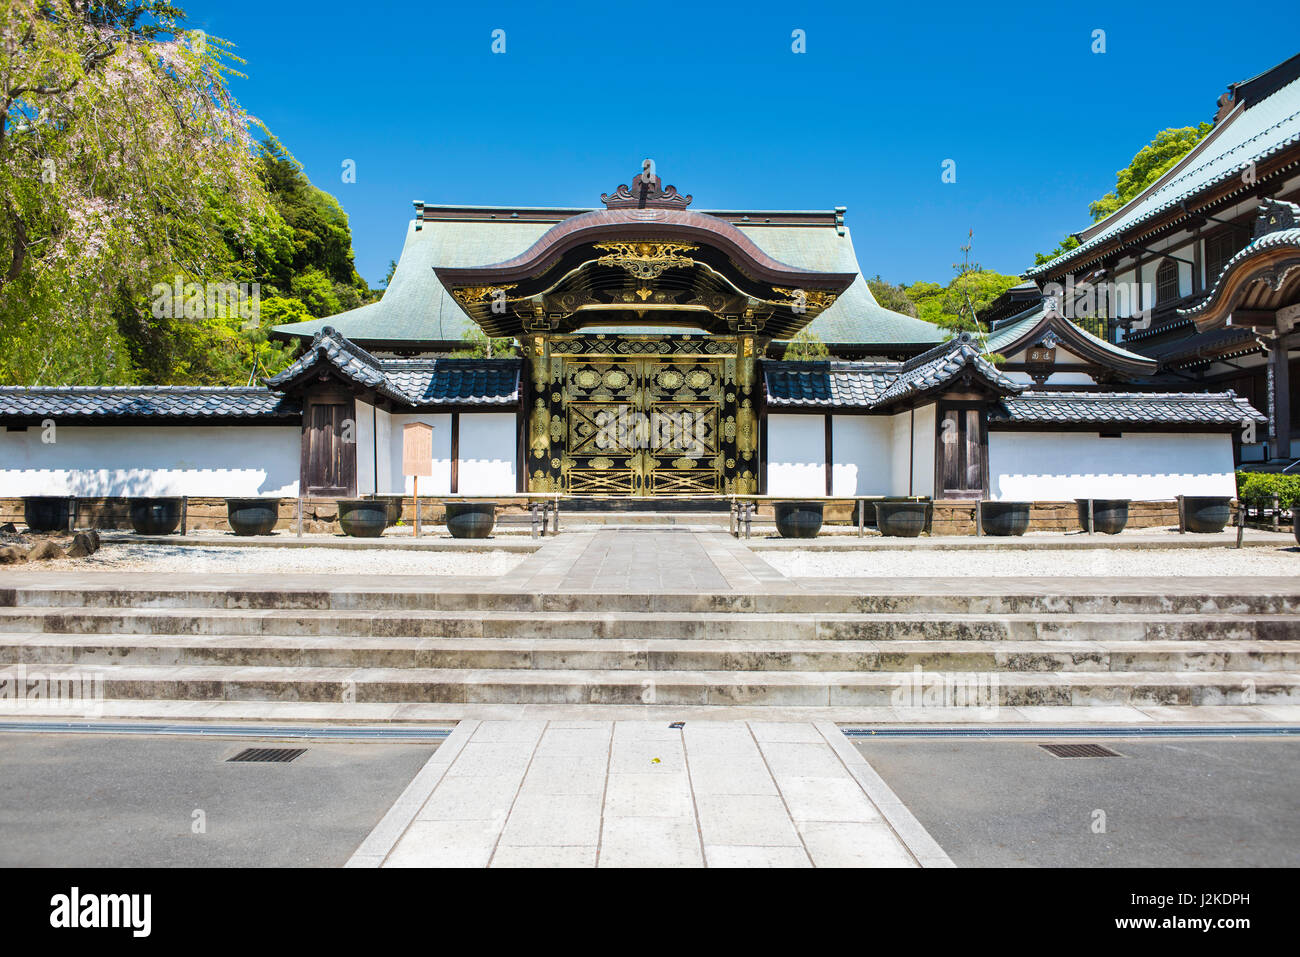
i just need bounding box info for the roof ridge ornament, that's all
[601,160,692,210]
[1253,198,1300,237]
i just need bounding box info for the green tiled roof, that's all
[738,223,945,346]
[273,214,945,348]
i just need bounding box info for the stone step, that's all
[2,662,1295,707]
[1,606,1297,641]
[4,634,1300,672]
[2,698,1297,724]
[6,586,1300,617]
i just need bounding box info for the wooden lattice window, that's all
[1156,258,1180,303]
[1204,228,1243,286]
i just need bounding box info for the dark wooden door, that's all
[935,404,987,500]
[302,395,356,497]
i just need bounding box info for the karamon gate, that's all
[435,171,854,497]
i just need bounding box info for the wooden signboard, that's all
[402,423,433,477]
[403,422,433,536]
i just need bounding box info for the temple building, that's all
[1025,51,1300,468]
[0,168,1267,505]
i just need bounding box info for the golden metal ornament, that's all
[452,283,518,305]
[593,241,698,280]
[772,287,838,313]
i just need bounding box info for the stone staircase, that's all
[1,582,1298,713]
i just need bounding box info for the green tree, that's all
[450,327,517,359]
[1033,234,1080,266]
[1089,124,1213,222]
[781,329,830,361]
[1033,124,1213,264]
[866,275,918,317]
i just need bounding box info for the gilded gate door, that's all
[562,356,723,495]
[526,335,756,497]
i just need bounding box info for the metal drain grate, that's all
[1039,743,1121,758]
[226,747,307,763]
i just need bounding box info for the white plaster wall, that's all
[889,411,912,495]
[887,406,936,497]
[830,415,890,495]
[375,407,392,494]
[988,431,1237,500]
[1004,371,1097,386]
[387,413,452,494]
[354,401,395,496]
[766,413,825,495]
[0,426,299,496]
[910,405,936,497]
[458,412,517,493]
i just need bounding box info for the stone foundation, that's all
[0,496,538,535]
[0,496,1225,536]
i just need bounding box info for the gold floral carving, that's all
[452,283,518,305]
[593,241,698,280]
[529,399,550,456]
[772,287,838,313]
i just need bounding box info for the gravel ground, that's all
[37,544,527,576]
[765,545,1300,578]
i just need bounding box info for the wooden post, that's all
[295,496,302,537]
[974,501,982,537]
[180,496,188,536]
[1087,499,1094,535]
[1237,501,1245,548]
[68,496,77,533]
[552,494,560,534]
[1177,495,1185,534]
[857,498,866,538]
[414,476,420,538]
[1273,494,1280,532]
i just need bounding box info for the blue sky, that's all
[186,0,1299,289]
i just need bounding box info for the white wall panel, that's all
[830,415,890,495]
[0,426,299,496]
[766,413,826,495]
[988,431,1237,500]
[457,412,517,493]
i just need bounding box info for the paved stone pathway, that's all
[348,719,952,868]
[513,528,792,593]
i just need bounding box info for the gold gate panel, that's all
[562,357,723,496]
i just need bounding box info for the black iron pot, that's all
[129,497,183,535]
[445,502,497,539]
[774,501,824,539]
[874,501,929,537]
[225,498,280,536]
[980,501,1031,537]
[23,496,72,532]
[1075,499,1130,535]
[1182,496,1232,533]
[338,499,389,538]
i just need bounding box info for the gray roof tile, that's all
[764,334,1020,409]
[992,391,1265,426]
[0,386,299,420]
[382,358,520,406]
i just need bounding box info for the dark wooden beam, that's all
[1230,310,1278,329]
[450,412,460,494]
[824,414,833,496]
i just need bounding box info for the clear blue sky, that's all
[186,0,1299,289]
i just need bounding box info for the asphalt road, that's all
[0,733,436,867]
[854,735,1300,867]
